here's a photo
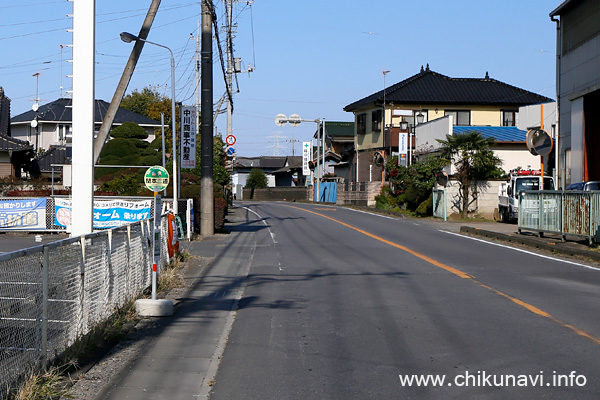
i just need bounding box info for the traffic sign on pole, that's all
[144,166,170,193]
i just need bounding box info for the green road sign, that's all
[144,166,170,192]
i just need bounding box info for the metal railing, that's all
[518,190,600,245]
[0,218,168,396]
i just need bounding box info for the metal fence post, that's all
[41,246,49,368]
[78,236,86,335]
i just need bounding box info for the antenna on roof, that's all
[485,71,489,79]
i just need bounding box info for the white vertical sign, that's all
[398,132,408,155]
[302,141,312,176]
[181,106,197,169]
[71,0,95,236]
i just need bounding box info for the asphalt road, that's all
[207,201,600,400]
[0,233,67,254]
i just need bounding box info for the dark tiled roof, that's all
[453,126,527,142]
[35,146,71,172]
[313,121,354,139]
[11,98,160,126]
[0,132,33,151]
[344,67,553,112]
[550,0,580,16]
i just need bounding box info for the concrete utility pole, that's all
[71,0,95,236]
[93,0,162,164]
[201,0,214,236]
[226,0,234,139]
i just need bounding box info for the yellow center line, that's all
[283,204,600,346]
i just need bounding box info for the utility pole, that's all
[201,0,214,236]
[286,138,299,156]
[194,20,200,137]
[225,0,234,139]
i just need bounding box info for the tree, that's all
[110,121,149,140]
[437,131,503,218]
[384,154,446,212]
[245,168,268,189]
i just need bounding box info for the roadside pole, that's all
[137,166,173,316]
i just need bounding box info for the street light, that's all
[382,70,390,157]
[400,111,424,165]
[120,31,178,215]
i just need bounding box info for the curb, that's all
[460,226,600,262]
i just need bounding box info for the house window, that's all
[57,124,68,145]
[445,110,470,126]
[371,110,382,132]
[357,113,366,135]
[502,110,517,126]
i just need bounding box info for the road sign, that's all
[289,114,301,127]
[144,166,170,192]
[275,113,287,127]
[225,134,236,146]
[226,146,236,156]
[302,141,312,176]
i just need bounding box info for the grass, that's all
[9,251,192,399]
[10,363,75,400]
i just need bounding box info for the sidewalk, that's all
[422,217,600,263]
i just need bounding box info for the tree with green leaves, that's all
[245,168,268,189]
[437,131,503,218]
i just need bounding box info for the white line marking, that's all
[344,207,398,220]
[441,230,600,271]
[243,207,277,244]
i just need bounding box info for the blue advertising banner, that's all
[0,198,47,230]
[54,198,152,229]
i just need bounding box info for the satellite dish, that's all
[526,129,553,157]
[289,114,301,127]
[30,119,38,128]
[275,113,287,127]
[32,103,39,112]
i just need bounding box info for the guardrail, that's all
[0,218,168,397]
[518,190,600,245]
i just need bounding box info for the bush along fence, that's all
[0,218,169,397]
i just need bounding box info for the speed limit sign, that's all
[226,135,236,146]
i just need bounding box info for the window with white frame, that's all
[444,110,470,126]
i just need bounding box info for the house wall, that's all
[472,109,501,126]
[414,115,453,153]
[493,148,541,172]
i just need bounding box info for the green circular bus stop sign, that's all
[144,166,170,192]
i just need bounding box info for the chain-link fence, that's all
[0,219,165,397]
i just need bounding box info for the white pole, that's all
[170,51,178,216]
[71,0,95,237]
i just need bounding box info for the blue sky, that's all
[1,0,559,157]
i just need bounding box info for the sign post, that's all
[144,166,170,300]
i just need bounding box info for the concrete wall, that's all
[337,181,381,207]
[242,187,310,202]
[439,179,503,219]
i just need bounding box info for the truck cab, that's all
[498,170,554,222]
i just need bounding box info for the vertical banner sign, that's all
[181,106,197,169]
[398,132,408,155]
[302,141,312,176]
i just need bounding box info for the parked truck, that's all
[498,170,554,222]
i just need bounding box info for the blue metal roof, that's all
[453,126,527,142]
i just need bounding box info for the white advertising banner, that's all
[398,132,408,155]
[180,106,197,169]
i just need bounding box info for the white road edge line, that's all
[441,230,600,271]
[344,207,397,220]
[243,206,277,244]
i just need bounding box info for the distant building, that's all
[0,87,11,137]
[344,66,553,182]
[10,98,161,152]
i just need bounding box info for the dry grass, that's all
[11,363,75,400]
